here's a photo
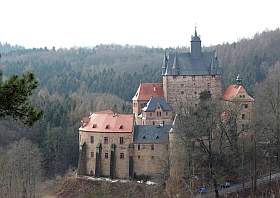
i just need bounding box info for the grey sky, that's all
[0,0,279,48]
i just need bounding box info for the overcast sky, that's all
[0,0,279,48]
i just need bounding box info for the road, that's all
[196,172,280,198]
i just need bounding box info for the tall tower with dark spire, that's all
[191,27,202,59]
[161,27,222,110]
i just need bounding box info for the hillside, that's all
[1,28,280,179]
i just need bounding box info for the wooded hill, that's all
[1,28,280,178]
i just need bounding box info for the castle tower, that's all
[162,28,222,110]
[168,115,186,180]
[223,75,255,132]
[191,27,202,59]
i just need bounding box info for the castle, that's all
[78,29,254,179]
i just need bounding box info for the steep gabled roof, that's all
[163,51,221,76]
[132,83,164,101]
[133,125,171,144]
[142,96,172,112]
[79,110,134,133]
[223,84,254,102]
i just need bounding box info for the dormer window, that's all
[119,125,124,129]
[156,136,159,139]
[105,125,110,129]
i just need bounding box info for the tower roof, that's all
[134,125,171,144]
[132,83,164,101]
[191,26,201,42]
[163,51,220,75]
[223,84,254,102]
[79,110,134,133]
[142,96,172,112]
[162,28,221,76]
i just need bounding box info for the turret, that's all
[191,27,202,59]
[162,51,168,75]
[236,74,242,85]
[169,114,185,180]
[172,52,180,75]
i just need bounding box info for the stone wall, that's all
[79,130,133,178]
[133,142,169,177]
[133,100,148,116]
[163,75,222,110]
[142,109,172,125]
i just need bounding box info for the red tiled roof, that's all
[132,83,164,101]
[223,84,254,102]
[79,110,134,133]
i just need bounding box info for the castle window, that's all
[181,91,184,95]
[156,136,159,139]
[90,136,94,144]
[120,137,124,145]
[181,84,184,87]
[194,91,197,95]
[244,104,248,109]
[104,137,108,144]
[91,152,94,158]
[138,144,140,150]
[143,136,146,139]
[92,124,97,128]
[192,76,195,81]
[242,114,245,120]
[105,153,108,159]
[151,156,154,159]
[138,155,141,159]
[150,112,152,116]
[119,125,124,129]
[105,124,110,129]
[151,144,154,150]
[195,104,198,107]
[152,121,155,125]
[207,83,210,88]
[159,112,161,117]
[120,153,124,159]
[212,75,215,78]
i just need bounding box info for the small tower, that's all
[191,26,202,59]
[172,52,180,75]
[161,50,168,75]
[169,115,186,180]
[236,74,242,85]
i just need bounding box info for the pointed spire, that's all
[191,26,202,58]
[172,52,177,69]
[161,50,168,75]
[236,74,242,85]
[172,52,179,75]
[162,50,168,68]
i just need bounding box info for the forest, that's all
[1,28,280,197]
